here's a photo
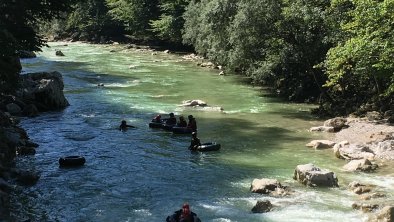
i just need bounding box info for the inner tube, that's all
[162,124,175,131]
[59,156,86,167]
[196,142,221,152]
[149,122,163,128]
[172,127,193,134]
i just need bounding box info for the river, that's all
[11,42,376,221]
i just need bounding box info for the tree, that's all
[0,0,75,93]
[323,0,394,115]
[150,0,190,44]
[106,0,160,39]
[183,0,238,65]
[66,0,123,42]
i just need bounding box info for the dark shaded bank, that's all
[0,56,69,220]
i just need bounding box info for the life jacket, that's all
[166,209,201,222]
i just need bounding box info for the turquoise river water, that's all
[9,42,392,221]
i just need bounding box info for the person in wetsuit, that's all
[166,203,201,222]
[119,120,135,131]
[165,112,177,125]
[187,115,197,132]
[188,132,201,151]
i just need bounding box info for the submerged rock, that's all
[251,200,273,213]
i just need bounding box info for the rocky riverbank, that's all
[308,114,394,221]
[0,69,69,219]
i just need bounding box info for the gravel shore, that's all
[333,118,394,144]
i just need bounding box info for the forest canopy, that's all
[1,0,393,117]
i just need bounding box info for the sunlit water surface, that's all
[9,42,393,221]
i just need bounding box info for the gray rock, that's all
[306,140,336,149]
[376,206,394,222]
[55,50,65,56]
[250,178,283,194]
[324,117,348,131]
[343,159,378,172]
[310,126,335,132]
[6,103,22,115]
[367,111,383,121]
[251,200,273,213]
[18,71,69,111]
[293,163,338,187]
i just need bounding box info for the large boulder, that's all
[370,140,394,160]
[324,117,348,131]
[335,143,375,160]
[343,159,378,172]
[293,163,339,187]
[250,178,286,195]
[18,71,69,111]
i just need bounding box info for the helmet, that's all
[188,115,193,119]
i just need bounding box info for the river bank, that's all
[0,70,69,220]
[309,115,394,221]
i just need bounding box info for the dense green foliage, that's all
[2,0,393,116]
[321,0,394,115]
[66,0,123,42]
[0,0,75,93]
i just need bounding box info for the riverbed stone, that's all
[348,181,376,195]
[352,202,379,213]
[18,71,69,111]
[376,206,394,222]
[343,159,378,172]
[306,140,336,149]
[6,103,22,115]
[293,163,338,187]
[250,178,284,195]
[15,170,40,186]
[360,192,386,200]
[324,117,348,131]
[310,126,335,132]
[366,111,383,121]
[335,143,375,160]
[55,50,65,56]
[251,200,273,213]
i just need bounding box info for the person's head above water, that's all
[182,203,190,215]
